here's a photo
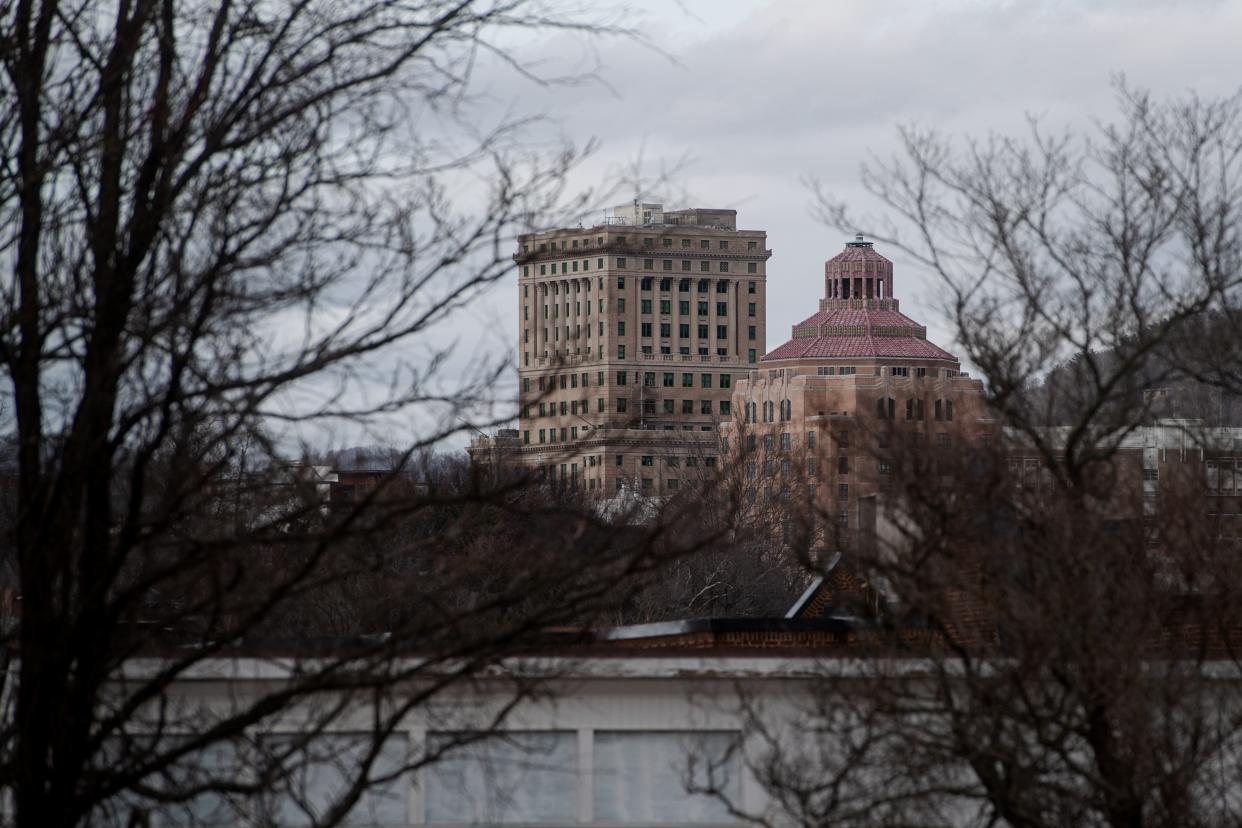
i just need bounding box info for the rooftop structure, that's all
[763,235,956,363]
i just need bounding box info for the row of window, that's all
[876,397,955,421]
[523,233,762,252]
[743,399,792,423]
[126,729,739,826]
[620,299,758,316]
[617,371,732,388]
[627,275,757,290]
[525,371,732,393]
[745,458,857,486]
[525,395,733,422]
[521,276,762,299]
[616,344,759,363]
[619,321,747,340]
[524,259,760,277]
[616,399,732,416]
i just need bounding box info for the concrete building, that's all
[514,203,771,493]
[727,235,996,550]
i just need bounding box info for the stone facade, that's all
[726,236,997,548]
[513,203,770,493]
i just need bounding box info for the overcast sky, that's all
[422,0,1242,449]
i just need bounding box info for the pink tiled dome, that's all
[762,236,958,364]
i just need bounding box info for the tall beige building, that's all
[514,203,771,493]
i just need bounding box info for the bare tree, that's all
[0,1,752,826]
[725,86,1242,828]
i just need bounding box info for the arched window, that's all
[934,399,944,421]
[877,396,895,420]
[780,399,792,421]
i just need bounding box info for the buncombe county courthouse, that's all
[513,203,770,492]
[509,202,993,503]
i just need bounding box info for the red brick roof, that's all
[826,241,892,266]
[764,334,957,361]
[764,237,958,364]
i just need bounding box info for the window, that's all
[663,259,673,271]
[937,433,951,448]
[698,279,709,293]
[838,455,849,474]
[890,366,909,377]
[748,325,757,341]
[660,323,671,337]
[617,260,626,271]
[879,460,892,475]
[643,372,655,387]
[716,325,727,339]
[663,400,674,414]
[641,277,652,291]
[591,734,735,824]
[617,298,626,312]
[780,432,791,451]
[747,302,756,317]
[426,732,576,825]
[748,349,757,363]
[698,324,709,338]
[720,374,730,388]
[617,321,626,335]
[877,397,895,420]
[719,400,731,415]
[747,281,756,294]
[716,280,728,293]
[617,398,627,412]
[641,456,653,467]
[697,301,708,315]
[779,399,792,421]
[718,261,729,273]
[838,483,849,499]
[682,399,694,414]
[641,323,652,337]
[679,324,690,337]
[660,278,671,291]
[663,373,674,387]
[264,734,408,827]
[679,300,690,315]
[616,371,627,386]
[747,262,757,274]
[644,259,653,269]
[716,301,727,316]
[807,457,818,477]
[763,433,774,451]
[700,400,712,415]
[641,299,652,314]
[835,430,850,447]
[700,261,710,272]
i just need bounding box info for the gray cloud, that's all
[436,0,1242,445]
